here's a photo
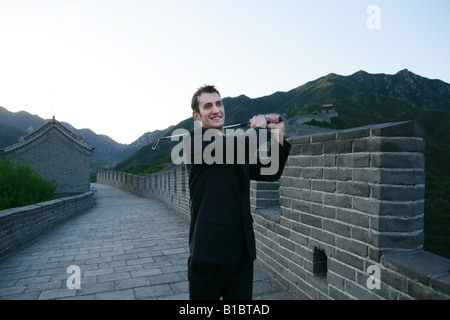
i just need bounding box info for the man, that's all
[186,85,291,300]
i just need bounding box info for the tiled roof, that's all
[1,118,95,154]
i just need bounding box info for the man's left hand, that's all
[265,114,284,145]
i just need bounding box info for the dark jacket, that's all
[186,126,291,264]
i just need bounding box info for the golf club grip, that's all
[275,116,284,122]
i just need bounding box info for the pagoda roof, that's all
[1,118,95,154]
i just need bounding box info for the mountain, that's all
[0,107,126,159]
[114,117,195,175]
[284,69,450,126]
[0,107,47,135]
[116,69,450,175]
[128,129,168,150]
[0,123,29,148]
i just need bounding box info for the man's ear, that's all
[193,111,201,122]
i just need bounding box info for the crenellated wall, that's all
[97,121,450,300]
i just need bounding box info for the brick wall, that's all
[97,121,450,300]
[0,191,94,260]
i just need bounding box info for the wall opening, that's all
[313,247,328,276]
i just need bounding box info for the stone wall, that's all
[0,191,94,260]
[97,121,450,300]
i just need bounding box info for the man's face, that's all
[193,92,225,131]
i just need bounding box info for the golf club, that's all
[151,116,283,150]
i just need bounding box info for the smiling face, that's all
[193,92,225,131]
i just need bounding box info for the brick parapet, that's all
[0,191,94,260]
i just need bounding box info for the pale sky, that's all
[1,0,449,144]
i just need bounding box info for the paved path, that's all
[0,183,298,300]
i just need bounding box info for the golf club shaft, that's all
[152,116,283,150]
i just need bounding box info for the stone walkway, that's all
[0,183,298,300]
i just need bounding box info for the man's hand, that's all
[249,114,284,145]
[249,115,267,129]
[265,114,285,146]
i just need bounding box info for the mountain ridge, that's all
[0,106,169,164]
[113,69,450,174]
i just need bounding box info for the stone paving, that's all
[0,183,299,300]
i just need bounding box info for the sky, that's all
[0,0,449,144]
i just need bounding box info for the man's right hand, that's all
[249,115,267,129]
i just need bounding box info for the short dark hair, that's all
[191,85,221,114]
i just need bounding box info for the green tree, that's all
[0,157,57,210]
